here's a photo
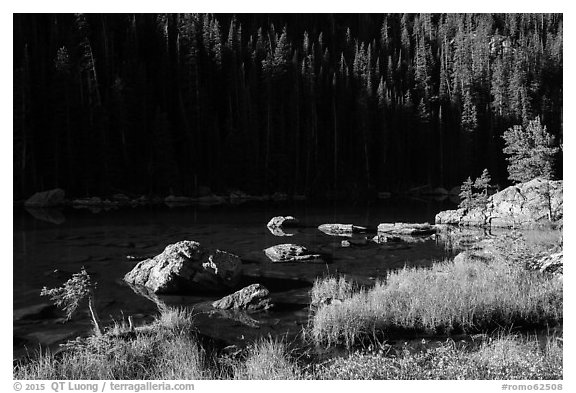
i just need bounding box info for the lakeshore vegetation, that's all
[15,230,563,380]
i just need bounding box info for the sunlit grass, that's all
[310,255,562,347]
[310,276,356,306]
[228,337,301,380]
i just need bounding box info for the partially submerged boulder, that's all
[264,244,324,263]
[124,240,242,294]
[267,216,300,229]
[24,188,66,207]
[377,222,437,236]
[436,178,563,228]
[212,284,272,311]
[318,223,367,236]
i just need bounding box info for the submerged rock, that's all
[24,188,66,207]
[318,223,367,236]
[264,244,324,263]
[377,222,437,236]
[124,240,242,294]
[436,178,563,228]
[212,284,272,311]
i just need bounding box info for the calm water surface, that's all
[13,199,457,356]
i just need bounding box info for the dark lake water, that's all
[13,198,458,357]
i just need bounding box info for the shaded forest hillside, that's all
[13,13,563,200]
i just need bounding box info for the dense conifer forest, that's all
[13,13,563,200]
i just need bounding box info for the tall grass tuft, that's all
[231,337,301,380]
[153,306,196,333]
[311,255,562,347]
[310,276,355,306]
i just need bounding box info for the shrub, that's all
[40,267,102,335]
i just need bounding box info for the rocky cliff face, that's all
[436,178,562,228]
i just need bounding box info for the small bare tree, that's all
[40,267,102,335]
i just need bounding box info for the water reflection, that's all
[25,207,65,225]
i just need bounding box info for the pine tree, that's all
[461,89,477,132]
[502,117,559,183]
[473,168,492,204]
[458,176,474,209]
[474,168,491,195]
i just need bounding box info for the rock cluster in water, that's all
[435,178,563,228]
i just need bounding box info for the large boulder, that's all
[212,284,272,311]
[24,188,66,207]
[124,240,242,294]
[436,178,563,228]
[264,244,324,263]
[318,223,367,237]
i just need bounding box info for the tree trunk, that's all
[88,294,103,336]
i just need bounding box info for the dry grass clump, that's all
[227,337,301,380]
[311,255,562,347]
